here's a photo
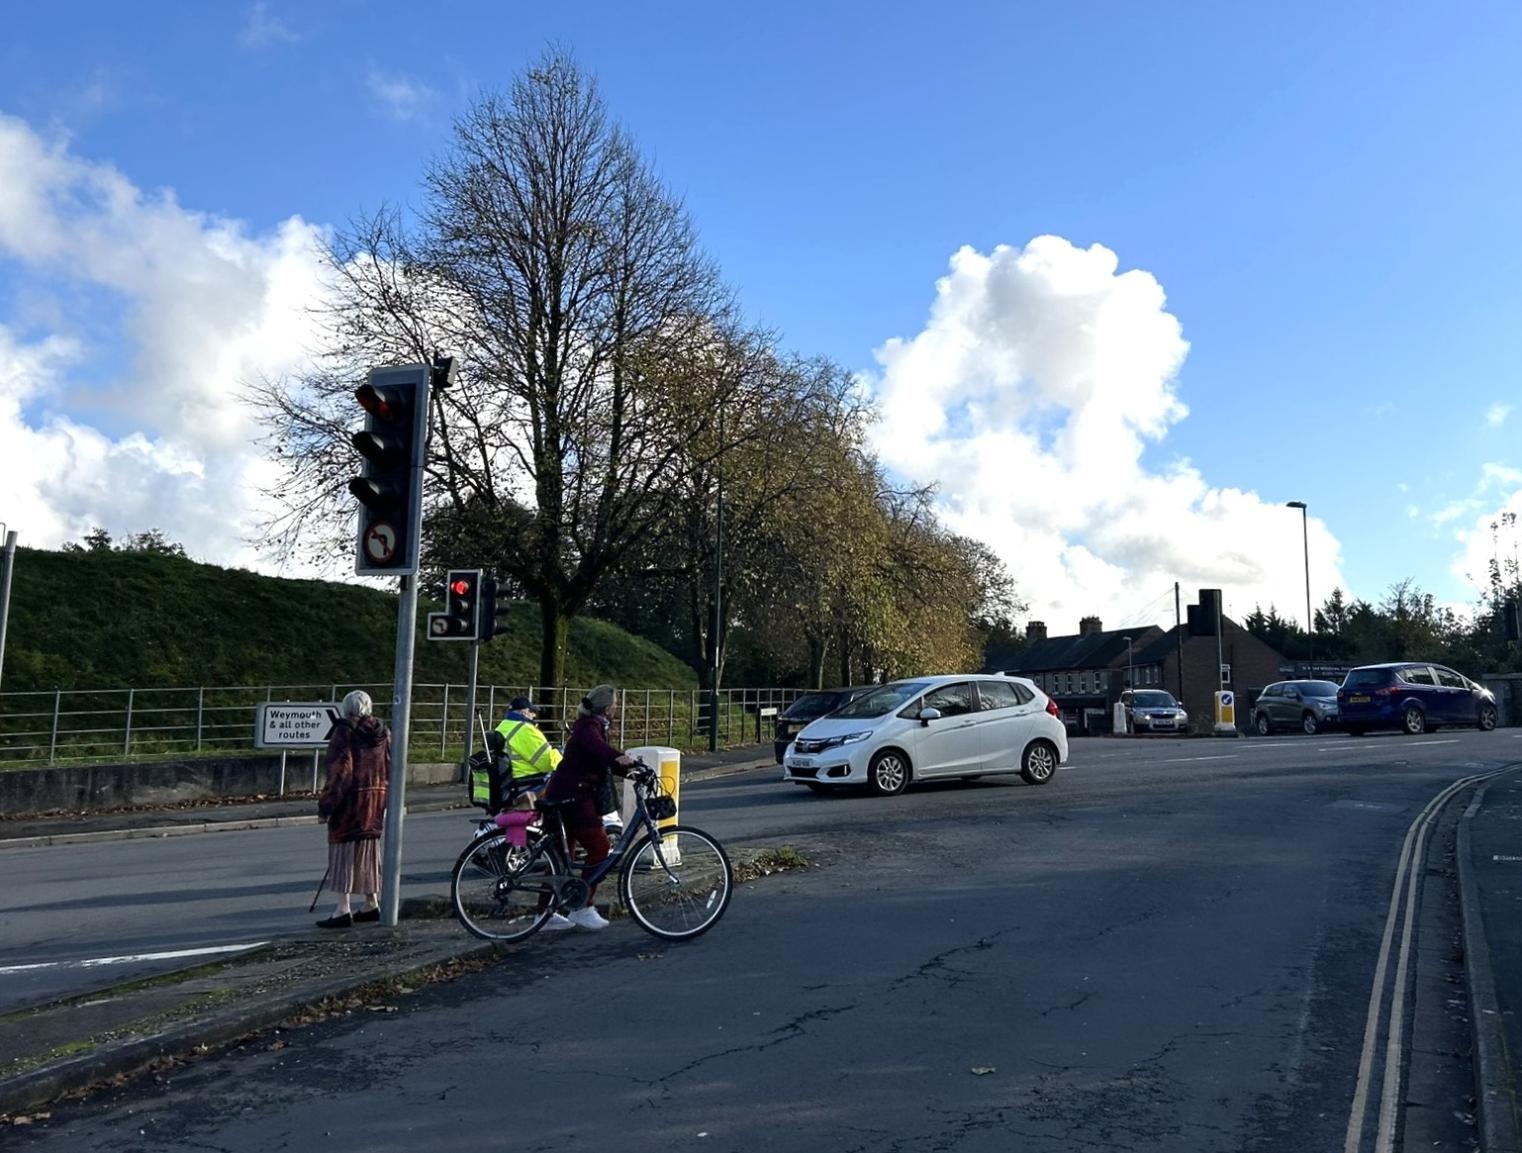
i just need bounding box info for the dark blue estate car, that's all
[1336,662,1499,736]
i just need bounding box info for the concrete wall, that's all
[0,755,461,816]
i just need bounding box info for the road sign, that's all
[256,702,341,749]
[364,522,398,564]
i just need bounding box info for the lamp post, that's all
[1286,501,1312,673]
[1125,637,1134,689]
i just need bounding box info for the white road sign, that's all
[364,521,398,564]
[256,702,342,748]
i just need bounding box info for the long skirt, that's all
[327,838,381,895]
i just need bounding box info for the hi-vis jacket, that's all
[494,714,563,781]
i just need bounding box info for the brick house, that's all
[1002,616,1163,735]
[1004,590,1289,734]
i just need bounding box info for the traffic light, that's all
[427,569,482,641]
[478,575,501,641]
[349,364,430,576]
[1505,598,1521,643]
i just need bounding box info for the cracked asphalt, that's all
[9,730,1518,1152]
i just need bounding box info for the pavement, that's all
[0,742,779,1119]
[1459,765,1522,1153]
[2,744,1520,1147]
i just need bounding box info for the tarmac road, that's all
[7,727,1519,1151]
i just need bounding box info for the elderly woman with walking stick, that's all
[314,690,390,929]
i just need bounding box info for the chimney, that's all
[1026,620,1047,642]
[1078,616,1103,636]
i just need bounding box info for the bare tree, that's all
[256,51,740,689]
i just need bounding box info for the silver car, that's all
[1252,679,1340,735]
[1125,689,1189,733]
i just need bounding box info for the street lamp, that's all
[1125,636,1134,689]
[1286,501,1312,673]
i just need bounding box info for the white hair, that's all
[341,690,373,720]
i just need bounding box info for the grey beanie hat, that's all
[579,684,616,718]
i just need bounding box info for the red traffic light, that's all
[450,578,472,596]
[356,383,409,422]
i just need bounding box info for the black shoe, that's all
[353,908,380,923]
[316,913,353,929]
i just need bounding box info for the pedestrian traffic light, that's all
[1505,598,1521,643]
[349,364,431,576]
[478,575,501,641]
[427,569,482,641]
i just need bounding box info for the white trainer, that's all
[568,906,610,930]
[542,913,575,931]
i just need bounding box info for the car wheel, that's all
[1402,705,1426,735]
[1255,713,1271,736]
[1478,704,1498,731]
[866,749,910,797]
[1301,712,1318,736]
[1020,741,1058,786]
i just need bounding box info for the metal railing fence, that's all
[0,683,801,768]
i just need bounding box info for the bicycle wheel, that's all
[619,825,733,941]
[451,830,562,943]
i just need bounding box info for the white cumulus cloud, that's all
[867,237,1347,633]
[1486,403,1512,428]
[0,113,329,570]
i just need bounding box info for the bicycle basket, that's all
[646,795,677,820]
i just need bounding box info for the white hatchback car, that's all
[781,674,1069,797]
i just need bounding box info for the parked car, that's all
[1336,662,1499,736]
[780,674,1069,796]
[1123,689,1189,734]
[773,686,875,763]
[1252,679,1341,735]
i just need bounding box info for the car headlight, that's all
[836,731,874,747]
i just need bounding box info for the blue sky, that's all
[2,1,1519,630]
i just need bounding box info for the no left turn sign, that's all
[364,521,398,564]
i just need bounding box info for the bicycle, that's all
[450,763,733,943]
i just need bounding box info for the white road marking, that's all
[1343,767,1511,1153]
[0,941,266,976]
[1158,755,1239,763]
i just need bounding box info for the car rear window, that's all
[784,693,843,719]
[1342,669,1391,688]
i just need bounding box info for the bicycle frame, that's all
[538,776,680,901]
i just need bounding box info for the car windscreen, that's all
[833,681,933,719]
[1342,669,1389,688]
[1131,691,1176,708]
[1300,681,1340,696]
[784,693,843,719]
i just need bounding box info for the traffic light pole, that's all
[462,641,481,779]
[380,572,420,928]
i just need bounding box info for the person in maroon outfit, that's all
[315,690,390,929]
[541,683,636,931]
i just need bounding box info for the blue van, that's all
[1336,662,1498,735]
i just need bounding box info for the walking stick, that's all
[307,865,330,913]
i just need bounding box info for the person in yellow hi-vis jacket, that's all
[492,696,562,809]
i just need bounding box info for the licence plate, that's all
[787,756,816,770]
[1349,695,1370,704]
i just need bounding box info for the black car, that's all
[773,686,876,762]
[1336,662,1499,736]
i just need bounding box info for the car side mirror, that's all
[919,707,942,725]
